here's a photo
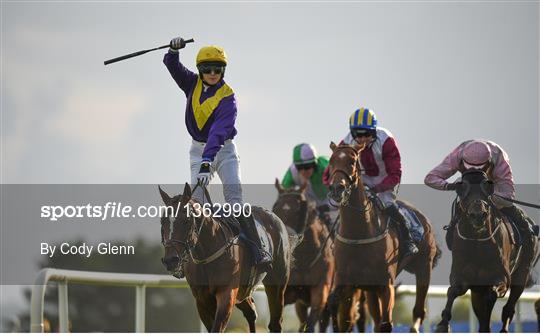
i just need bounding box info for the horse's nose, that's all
[329,183,345,195]
[162,255,179,271]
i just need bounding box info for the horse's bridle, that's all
[454,174,502,240]
[161,204,200,277]
[328,146,372,213]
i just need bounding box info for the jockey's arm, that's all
[424,145,462,191]
[163,50,198,96]
[282,168,296,189]
[490,146,516,199]
[374,137,402,193]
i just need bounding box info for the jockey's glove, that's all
[169,37,187,52]
[197,161,211,187]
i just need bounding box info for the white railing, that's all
[30,268,540,333]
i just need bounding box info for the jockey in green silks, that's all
[282,143,335,226]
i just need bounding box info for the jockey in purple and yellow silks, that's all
[163,37,271,268]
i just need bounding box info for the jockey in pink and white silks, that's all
[163,37,271,268]
[424,140,538,244]
[325,107,419,257]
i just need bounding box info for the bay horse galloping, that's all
[435,170,540,333]
[273,180,335,332]
[327,142,440,332]
[159,183,296,332]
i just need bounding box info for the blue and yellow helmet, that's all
[349,107,377,130]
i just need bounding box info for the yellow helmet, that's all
[196,45,228,65]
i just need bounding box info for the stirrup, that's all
[403,242,419,257]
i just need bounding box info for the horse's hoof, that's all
[435,324,449,333]
[380,322,393,332]
[409,326,420,333]
[500,329,508,333]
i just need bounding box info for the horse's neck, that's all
[192,217,225,258]
[339,180,379,237]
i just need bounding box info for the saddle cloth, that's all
[396,202,425,243]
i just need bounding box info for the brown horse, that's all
[327,141,440,332]
[435,170,540,333]
[159,183,296,332]
[272,179,335,332]
[535,298,540,332]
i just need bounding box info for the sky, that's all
[1,0,539,326]
[2,1,538,185]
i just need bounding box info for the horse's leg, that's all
[379,284,395,333]
[295,300,308,332]
[328,289,340,333]
[195,296,217,332]
[236,297,258,333]
[435,284,467,332]
[319,301,332,333]
[410,261,432,333]
[366,290,382,332]
[471,288,497,333]
[356,292,367,332]
[535,298,540,333]
[305,283,330,332]
[264,284,286,333]
[500,284,524,333]
[337,286,360,332]
[211,287,238,332]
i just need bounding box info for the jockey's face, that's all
[354,135,373,146]
[202,72,221,86]
[299,167,314,180]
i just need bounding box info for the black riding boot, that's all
[384,205,419,257]
[501,205,539,238]
[237,214,273,269]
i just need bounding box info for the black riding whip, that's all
[104,38,194,65]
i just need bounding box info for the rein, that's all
[493,194,540,210]
[456,221,501,241]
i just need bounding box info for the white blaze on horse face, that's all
[338,152,347,159]
[168,216,175,240]
[282,203,291,211]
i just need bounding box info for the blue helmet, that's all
[349,107,377,130]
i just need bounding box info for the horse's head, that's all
[327,141,366,205]
[158,183,198,275]
[273,178,310,234]
[455,169,496,233]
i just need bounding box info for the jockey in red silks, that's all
[324,107,419,257]
[425,139,539,243]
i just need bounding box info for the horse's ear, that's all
[275,178,284,194]
[351,140,367,152]
[182,182,192,199]
[330,141,337,152]
[158,185,171,205]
